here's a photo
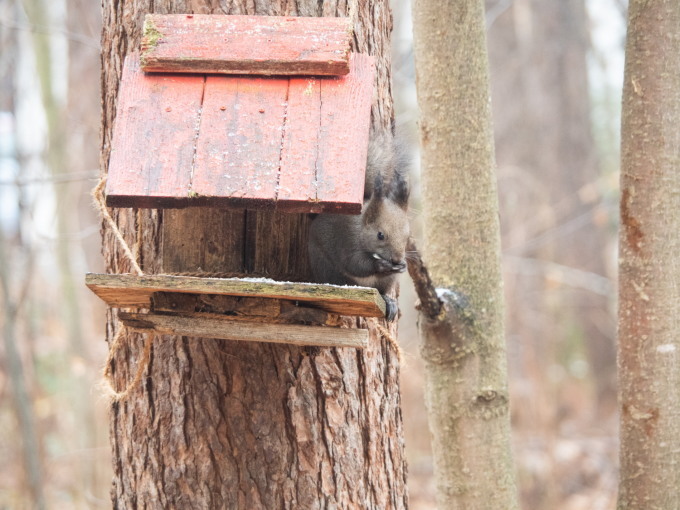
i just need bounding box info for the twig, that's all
[405,237,442,319]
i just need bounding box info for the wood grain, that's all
[276,77,322,210]
[102,2,408,509]
[191,76,288,204]
[151,292,332,325]
[140,14,352,76]
[315,54,374,210]
[162,208,246,273]
[118,312,368,348]
[85,273,386,317]
[105,54,205,208]
[151,292,283,318]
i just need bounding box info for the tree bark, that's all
[411,0,518,508]
[101,1,407,508]
[617,1,680,509]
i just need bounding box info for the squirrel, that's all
[308,131,410,321]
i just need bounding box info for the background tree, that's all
[487,0,616,412]
[100,1,407,507]
[485,1,620,505]
[410,0,519,507]
[0,0,103,504]
[617,1,680,508]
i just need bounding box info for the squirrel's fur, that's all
[308,131,410,321]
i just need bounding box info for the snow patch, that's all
[656,344,676,354]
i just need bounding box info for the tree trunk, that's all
[411,0,518,508]
[0,230,45,510]
[100,1,407,508]
[487,0,616,415]
[617,1,680,509]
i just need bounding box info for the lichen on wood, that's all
[140,16,163,64]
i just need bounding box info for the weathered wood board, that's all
[105,56,205,204]
[105,53,374,213]
[190,75,289,203]
[85,273,386,317]
[150,292,332,324]
[118,312,368,348]
[140,14,352,76]
[276,55,373,209]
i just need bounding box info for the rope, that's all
[92,177,151,402]
[92,178,143,276]
[101,324,154,402]
[371,318,404,365]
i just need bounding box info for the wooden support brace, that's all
[140,14,352,76]
[151,292,333,324]
[119,312,368,348]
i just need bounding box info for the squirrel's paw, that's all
[382,295,399,322]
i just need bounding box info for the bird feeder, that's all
[86,14,381,348]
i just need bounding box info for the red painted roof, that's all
[106,20,374,214]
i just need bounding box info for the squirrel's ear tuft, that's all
[389,151,410,209]
[363,189,383,224]
[372,171,385,199]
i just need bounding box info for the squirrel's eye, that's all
[377,231,385,241]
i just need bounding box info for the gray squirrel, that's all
[308,131,410,321]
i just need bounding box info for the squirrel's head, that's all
[361,171,410,274]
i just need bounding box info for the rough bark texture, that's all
[411,0,518,508]
[617,1,680,509]
[100,1,407,508]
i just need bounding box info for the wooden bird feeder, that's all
[88,14,383,349]
[86,273,385,348]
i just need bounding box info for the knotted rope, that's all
[93,178,150,402]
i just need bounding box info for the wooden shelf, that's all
[85,273,386,317]
[118,312,368,348]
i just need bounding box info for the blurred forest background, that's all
[0,0,624,508]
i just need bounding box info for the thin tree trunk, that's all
[487,0,616,413]
[411,0,518,507]
[22,0,97,496]
[0,229,45,510]
[617,1,680,508]
[22,0,84,354]
[100,1,408,508]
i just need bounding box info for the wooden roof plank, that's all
[105,54,205,208]
[118,311,368,348]
[276,77,322,210]
[191,76,289,202]
[140,14,352,76]
[85,273,386,317]
[315,54,375,211]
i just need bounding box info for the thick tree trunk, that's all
[100,1,407,508]
[617,1,680,509]
[411,0,518,508]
